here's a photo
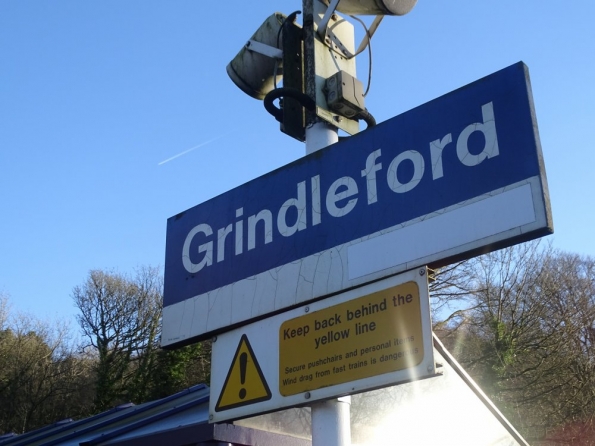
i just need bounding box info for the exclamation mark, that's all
[238,352,247,399]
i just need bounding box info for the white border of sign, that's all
[164,176,546,345]
[209,269,435,423]
[348,178,543,279]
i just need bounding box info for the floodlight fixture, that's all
[329,0,417,16]
[226,13,286,100]
[226,0,417,142]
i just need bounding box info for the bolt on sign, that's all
[209,269,435,423]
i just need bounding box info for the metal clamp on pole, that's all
[245,40,283,60]
[316,0,341,41]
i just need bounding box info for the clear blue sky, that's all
[1,1,594,327]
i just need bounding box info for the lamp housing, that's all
[226,13,286,100]
[330,0,417,16]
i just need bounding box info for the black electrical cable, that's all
[266,11,375,131]
[264,88,316,123]
[357,108,376,128]
[277,10,301,48]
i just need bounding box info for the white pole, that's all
[303,32,351,446]
[311,396,352,446]
[306,118,351,446]
[303,1,351,444]
[305,121,339,154]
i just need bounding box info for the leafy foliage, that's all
[72,266,211,411]
[0,267,211,435]
[2,247,595,445]
[434,241,595,443]
[0,295,92,434]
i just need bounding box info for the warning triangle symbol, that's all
[215,334,272,412]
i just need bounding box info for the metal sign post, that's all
[312,398,351,446]
[302,1,350,444]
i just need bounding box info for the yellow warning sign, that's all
[279,281,424,396]
[215,334,272,412]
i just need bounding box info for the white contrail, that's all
[158,136,222,165]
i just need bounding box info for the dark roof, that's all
[0,384,310,446]
[0,335,531,445]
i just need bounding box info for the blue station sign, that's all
[162,62,552,347]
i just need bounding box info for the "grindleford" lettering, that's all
[182,102,500,274]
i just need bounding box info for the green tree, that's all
[72,266,212,411]
[0,296,91,434]
[144,341,212,400]
[72,267,162,411]
[433,241,595,443]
